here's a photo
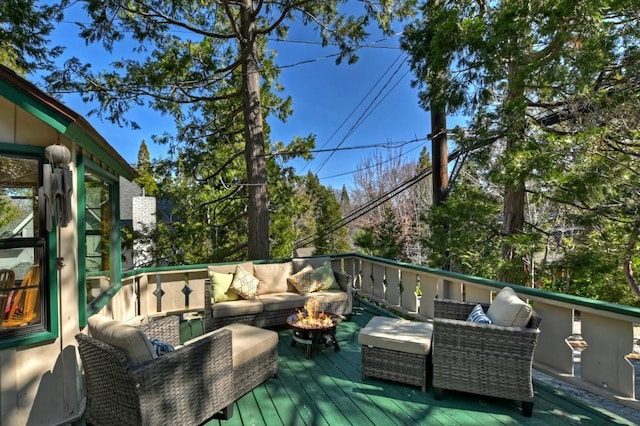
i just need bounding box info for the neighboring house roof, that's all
[0,64,136,180]
[0,198,33,238]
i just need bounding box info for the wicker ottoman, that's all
[219,323,279,400]
[358,316,433,392]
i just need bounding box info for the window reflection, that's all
[0,154,44,331]
[85,171,113,303]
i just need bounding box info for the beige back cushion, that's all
[253,262,294,294]
[487,287,533,327]
[292,256,331,273]
[87,315,156,367]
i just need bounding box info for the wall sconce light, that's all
[43,142,72,232]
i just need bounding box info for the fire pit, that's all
[287,297,342,359]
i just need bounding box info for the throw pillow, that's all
[209,270,239,303]
[487,286,533,327]
[287,265,324,295]
[148,337,175,356]
[467,304,492,324]
[314,261,340,291]
[229,265,259,300]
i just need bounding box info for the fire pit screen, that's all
[288,297,341,359]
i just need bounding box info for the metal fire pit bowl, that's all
[287,312,342,359]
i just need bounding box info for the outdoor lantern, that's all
[42,142,73,231]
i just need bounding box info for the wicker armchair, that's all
[76,316,235,426]
[432,298,541,417]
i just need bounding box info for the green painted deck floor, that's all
[201,306,636,426]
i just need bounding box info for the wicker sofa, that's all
[432,288,541,417]
[76,315,278,425]
[204,256,352,331]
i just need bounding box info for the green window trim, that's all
[0,144,59,349]
[78,156,123,328]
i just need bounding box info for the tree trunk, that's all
[501,36,527,283]
[623,217,640,298]
[240,0,269,260]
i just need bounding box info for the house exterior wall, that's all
[0,65,134,425]
[0,102,84,425]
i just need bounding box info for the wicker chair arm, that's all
[131,328,235,425]
[334,271,352,294]
[204,278,212,319]
[433,317,540,356]
[434,298,490,321]
[139,315,181,347]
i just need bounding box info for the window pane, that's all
[0,157,39,238]
[0,248,42,329]
[0,154,44,332]
[85,171,113,304]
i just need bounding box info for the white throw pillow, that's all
[487,287,532,327]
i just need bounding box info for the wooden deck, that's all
[200,305,636,426]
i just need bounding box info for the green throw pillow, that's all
[209,270,239,303]
[314,261,340,291]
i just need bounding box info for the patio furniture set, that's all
[76,256,541,425]
[359,286,541,417]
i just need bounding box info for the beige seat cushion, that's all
[358,316,432,355]
[87,315,156,366]
[212,299,264,317]
[312,289,347,304]
[487,287,533,328]
[220,323,278,367]
[254,262,294,295]
[259,292,307,312]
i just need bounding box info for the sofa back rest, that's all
[253,261,294,295]
[87,315,157,367]
[292,256,331,273]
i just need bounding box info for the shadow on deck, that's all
[198,305,636,426]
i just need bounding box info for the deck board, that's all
[204,306,637,426]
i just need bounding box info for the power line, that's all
[312,54,410,176]
[294,137,497,249]
[268,136,426,157]
[318,142,424,181]
[296,52,407,175]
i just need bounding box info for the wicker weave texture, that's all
[234,344,279,400]
[77,317,235,426]
[432,298,540,403]
[362,346,430,392]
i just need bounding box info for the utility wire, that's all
[312,55,410,176]
[294,136,498,249]
[297,52,406,175]
[318,142,424,181]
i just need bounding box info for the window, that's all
[0,153,47,337]
[84,167,118,306]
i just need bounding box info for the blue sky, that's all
[39,4,463,190]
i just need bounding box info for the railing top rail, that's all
[120,252,640,321]
[121,255,334,279]
[334,252,640,320]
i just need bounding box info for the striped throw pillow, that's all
[467,304,492,324]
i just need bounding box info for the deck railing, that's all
[108,253,640,407]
